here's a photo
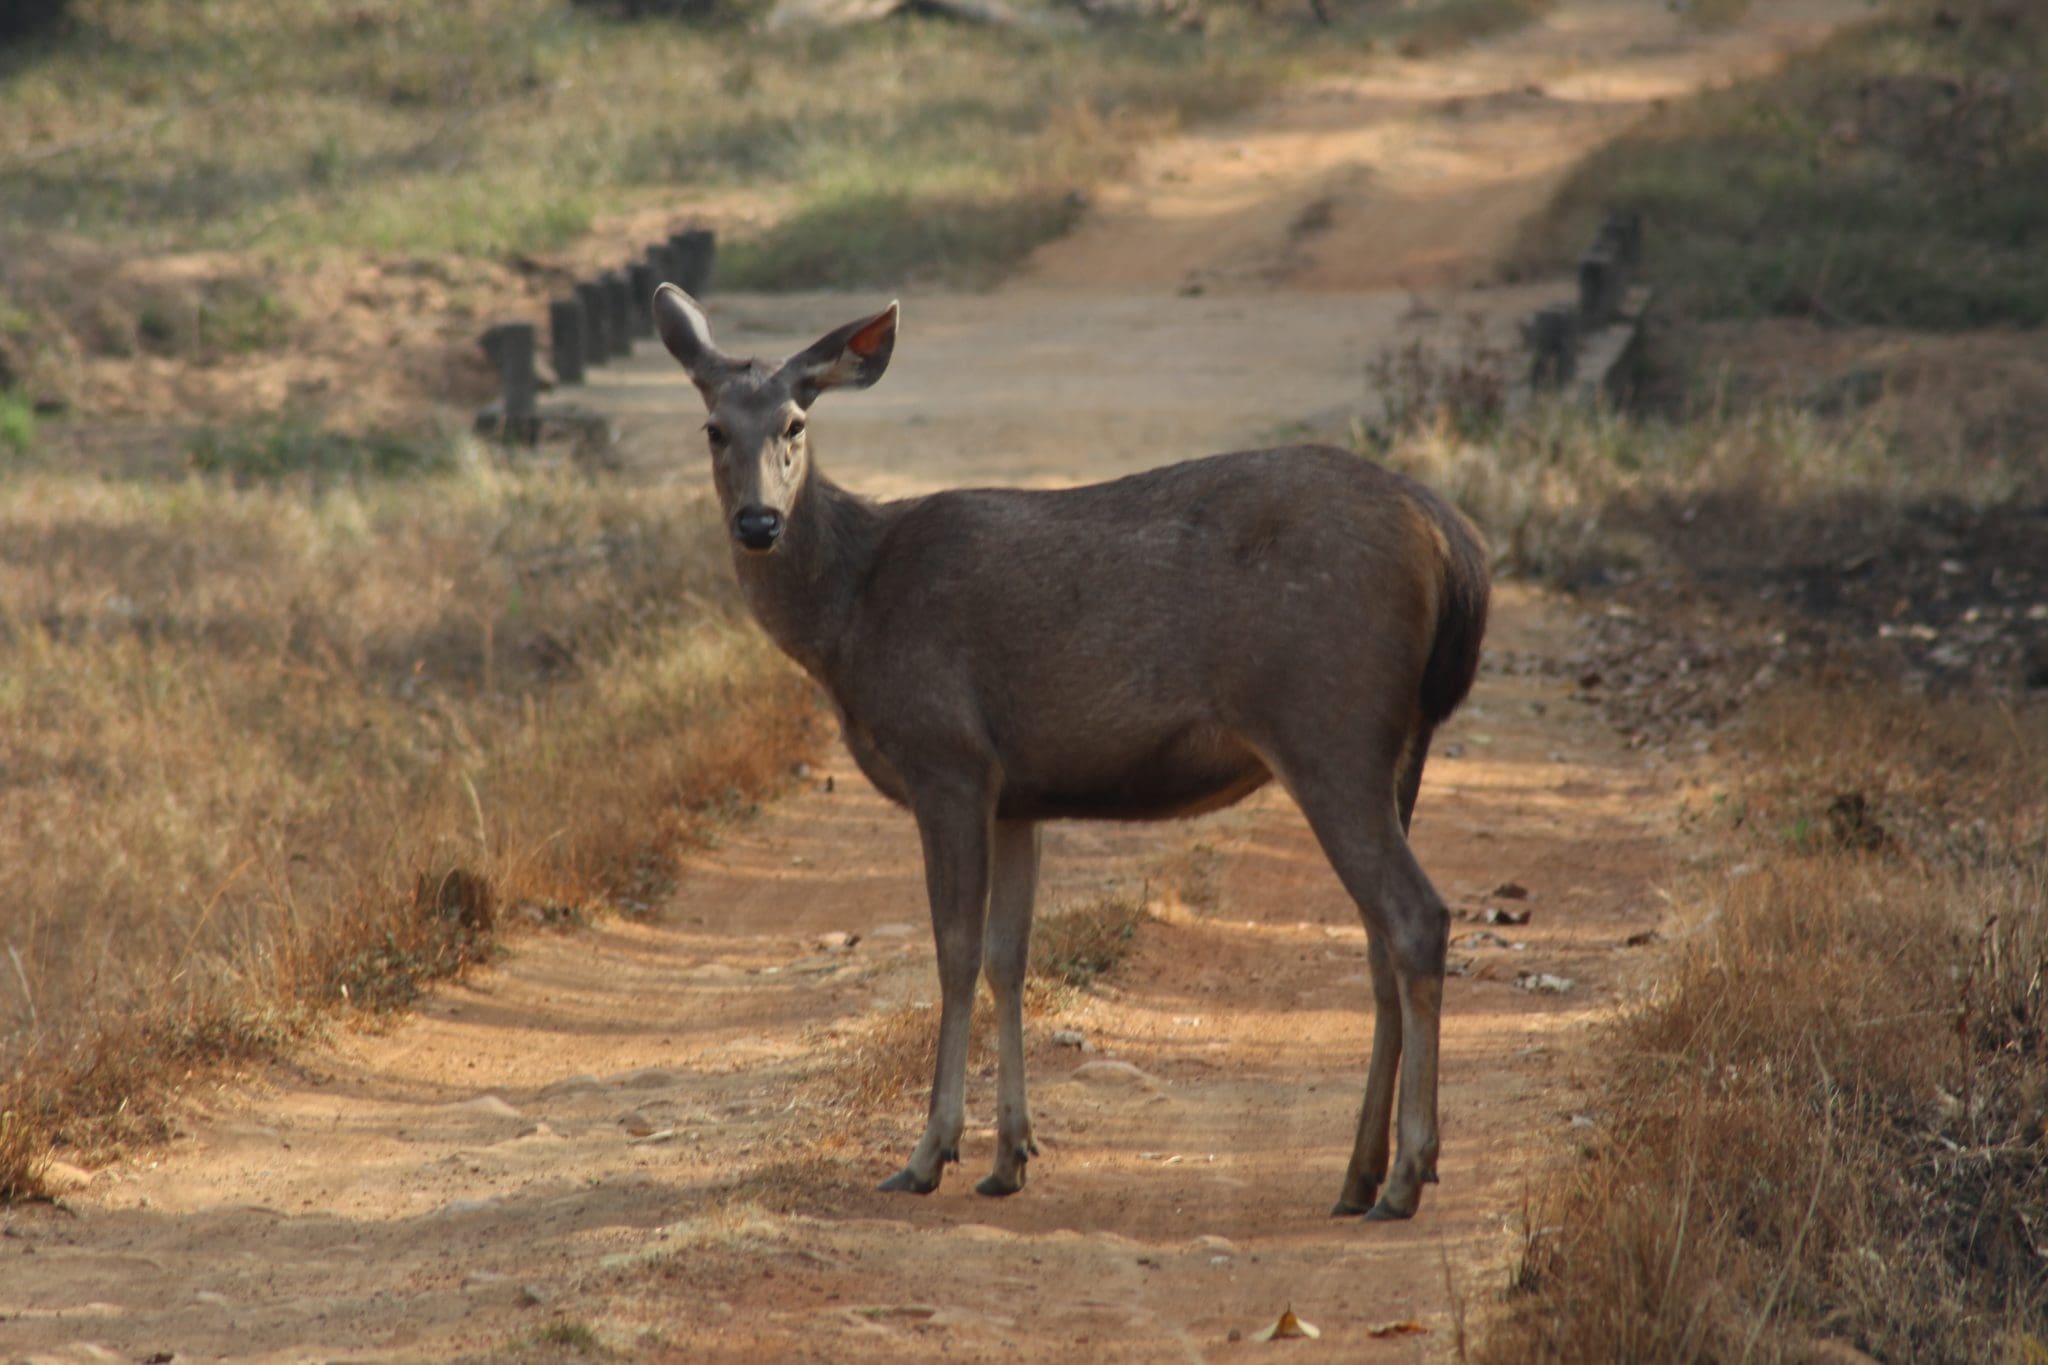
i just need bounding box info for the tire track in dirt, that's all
[1,4,1862,1360]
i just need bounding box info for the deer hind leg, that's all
[1328,726,1433,1214]
[1276,740,1450,1222]
[1333,934,1400,1215]
[1397,724,1434,836]
[880,796,993,1195]
[977,819,1042,1196]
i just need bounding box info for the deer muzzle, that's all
[734,505,784,553]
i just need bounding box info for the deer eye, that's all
[704,422,728,449]
[784,418,805,440]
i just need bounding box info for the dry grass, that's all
[1381,394,2044,582]
[1480,685,2048,1361]
[827,891,1152,1107]
[833,999,998,1112]
[0,447,818,1197]
[1031,890,1151,988]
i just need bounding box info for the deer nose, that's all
[734,505,783,552]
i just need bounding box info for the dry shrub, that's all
[0,459,818,1197]
[1481,689,2048,1362]
[1031,892,1150,989]
[831,999,997,1112]
[826,892,1151,1111]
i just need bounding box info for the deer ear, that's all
[653,284,741,402]
[779,301,898,408]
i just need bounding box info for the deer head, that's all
[652,284,897,553]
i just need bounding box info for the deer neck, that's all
[730,467,882,681]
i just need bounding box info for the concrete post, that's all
[549,297,585,386]
[1578,246,1621,325]
[575,280,611,364]
[669,228,716,295]
[626,262,658,339]
[602,271,633,355]
[481,322,537,443]
[1528,304,1579,389]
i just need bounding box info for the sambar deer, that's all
[653,285,1488,1221]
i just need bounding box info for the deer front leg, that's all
[977,820,1042,1196]
[879,796,993,1195]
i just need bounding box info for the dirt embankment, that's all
[0,3,1868,1360]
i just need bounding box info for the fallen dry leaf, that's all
[1251,1306,1321,1341]
[1366,1319,1428,1339]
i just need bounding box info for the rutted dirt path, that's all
[2,4,1861,1360]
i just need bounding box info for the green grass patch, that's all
[184,420,454,481]
[0,392,33,457]
[1507,0,2048,327]
[0,0,1544,276]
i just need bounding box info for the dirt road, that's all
[3,4,1860,1360]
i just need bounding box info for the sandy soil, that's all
[1,3,1864,1360]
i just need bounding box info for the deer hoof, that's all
[879,1167,939,1194]
[975,1170,1026,1197]
[1362,1199,1418,1222]
[1329,1197,1375,1218]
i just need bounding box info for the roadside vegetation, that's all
[1375,1,2048,1355]
[1383,383,2048,1358]
[0,0,1552,426]
[829,889,1151,1108]
[1508,0,2048,328]
[0,446,816,1198]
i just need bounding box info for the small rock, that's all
[193,1291,231,1307]
[1051,1029,1086,1048]
[537,1073,604,1099]
[1070,1060,1160,1089]
[1491,881,1531,900]
[463,1271,510,1290]
[1480,906,1531,926]
[518,1283,553,1307]
[1569,1113,1596,1129]
[1515,972,1576,995]
[1190,1234,1239,1258]
[1623,930,1663,948]
[438,1196,503,1216]
[608,1066,680,1090]
[815,931,859,952]
[38,1160,94,1193]
[618,1112,658,1138]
